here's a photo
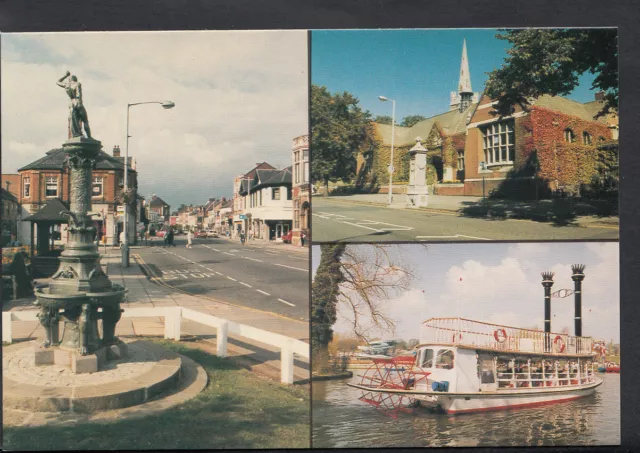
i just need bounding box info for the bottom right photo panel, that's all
[311,242,620,448]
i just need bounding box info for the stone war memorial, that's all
[3,71,206,418]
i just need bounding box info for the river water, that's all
[312,372,620,448]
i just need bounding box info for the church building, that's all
[366,39,619,199]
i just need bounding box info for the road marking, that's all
[278,298,295,307]
[256,289,270,296]
[274,263,308,272]
[244,256,263,262]
[415,234,491,240]
[227,276,237,281]
[224,252,235,256]
[206,267,215,272]
[240,282,252,288]
[215,271,223,276]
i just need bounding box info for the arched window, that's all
[582,131,592,145]
[564,128,575,143]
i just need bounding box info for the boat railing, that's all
[420,318,594,356]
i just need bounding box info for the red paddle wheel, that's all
[357,356,431,418]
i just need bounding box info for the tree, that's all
[401,115,427,127]
[311,244,414,371]
[311,85,379,196]
[374,115,393,125]
[485,29,618,118]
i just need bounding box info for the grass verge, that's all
[3,340,310,450]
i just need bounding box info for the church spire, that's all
[457,38,473,111]
[458,38,473,94]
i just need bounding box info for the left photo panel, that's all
[1,30,311,450]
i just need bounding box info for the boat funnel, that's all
[571,264,586,337]
[541,271,555,352]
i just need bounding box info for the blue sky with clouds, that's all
[312,29,599,122]
[2,31,308,207]
[312,243,619,343]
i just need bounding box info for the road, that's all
[312,198,619,242]
[136,236,309,321]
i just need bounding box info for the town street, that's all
[136,237,309,321]
[312,198,619,242]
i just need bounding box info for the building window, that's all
[481,121,515,165]
[287,187,292,200]
[564,128,575,143]
[457,150,464,171]
[23,177,30,198]
[303,162,309,183]
[303,149,309,161]
[294,162,300,184]
[45,176,58,197]
[92,176,104,197]
[272,187,280,200]
[582,132,592,145]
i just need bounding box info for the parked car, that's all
[194,230,207,238]
[282,231,293,244]
[156,230,167,238]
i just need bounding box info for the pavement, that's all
[4,241,309,383]
[312,194,619,242]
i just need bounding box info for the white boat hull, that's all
[430,383,600,414]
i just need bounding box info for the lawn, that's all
[3,341,310,450]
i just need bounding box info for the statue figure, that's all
[57,71,92,139]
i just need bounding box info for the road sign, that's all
[239,214,246,220]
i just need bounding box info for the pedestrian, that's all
[240,230,246,245]
[163,231,168,247]
[186,230,193,248]
[301,230,306,247]
[168,228,175,247]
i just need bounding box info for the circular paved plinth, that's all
[3,340,205,416]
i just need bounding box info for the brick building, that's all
[291,134,309,246]
[2,145,137,247]
[366,39,618,199]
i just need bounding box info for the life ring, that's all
[554,335,566,353]
[494,329,507,343]
[452,332,463,343]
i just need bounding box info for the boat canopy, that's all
[419,318,594,357]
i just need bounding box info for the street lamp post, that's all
[122,100,175,267]
[378,96,395,205]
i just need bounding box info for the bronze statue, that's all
[57,71,92,139]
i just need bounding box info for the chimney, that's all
[571,264,586,337]
[595,91,605,102]
[113,145,121,157]
[541,271,555,352]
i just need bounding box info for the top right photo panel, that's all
[310,29,619,243]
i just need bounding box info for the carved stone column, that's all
[406,137,429,208]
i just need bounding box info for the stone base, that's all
[406,189,429,208]
[5,340,198,414]
[33,341,128,374]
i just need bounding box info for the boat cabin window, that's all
[420,349,434,368]
[435,349,455,370]
[479,357,495,383]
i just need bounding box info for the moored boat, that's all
[348,265,604,416]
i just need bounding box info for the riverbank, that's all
[4,340,310,450]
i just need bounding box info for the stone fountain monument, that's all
[33,71,128,373]
[405,137,429,208]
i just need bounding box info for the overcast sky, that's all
[2,31,308,208]
[312,243,619,343]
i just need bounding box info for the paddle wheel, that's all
[357,356,431,418]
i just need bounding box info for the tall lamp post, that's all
[378,96,395,205]
[122,100,175,267]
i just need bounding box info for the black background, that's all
[1,1,638,452]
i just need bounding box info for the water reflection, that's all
[312,373,620,448]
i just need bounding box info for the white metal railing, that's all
[420,318,594,356]
[2,307,309,384]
